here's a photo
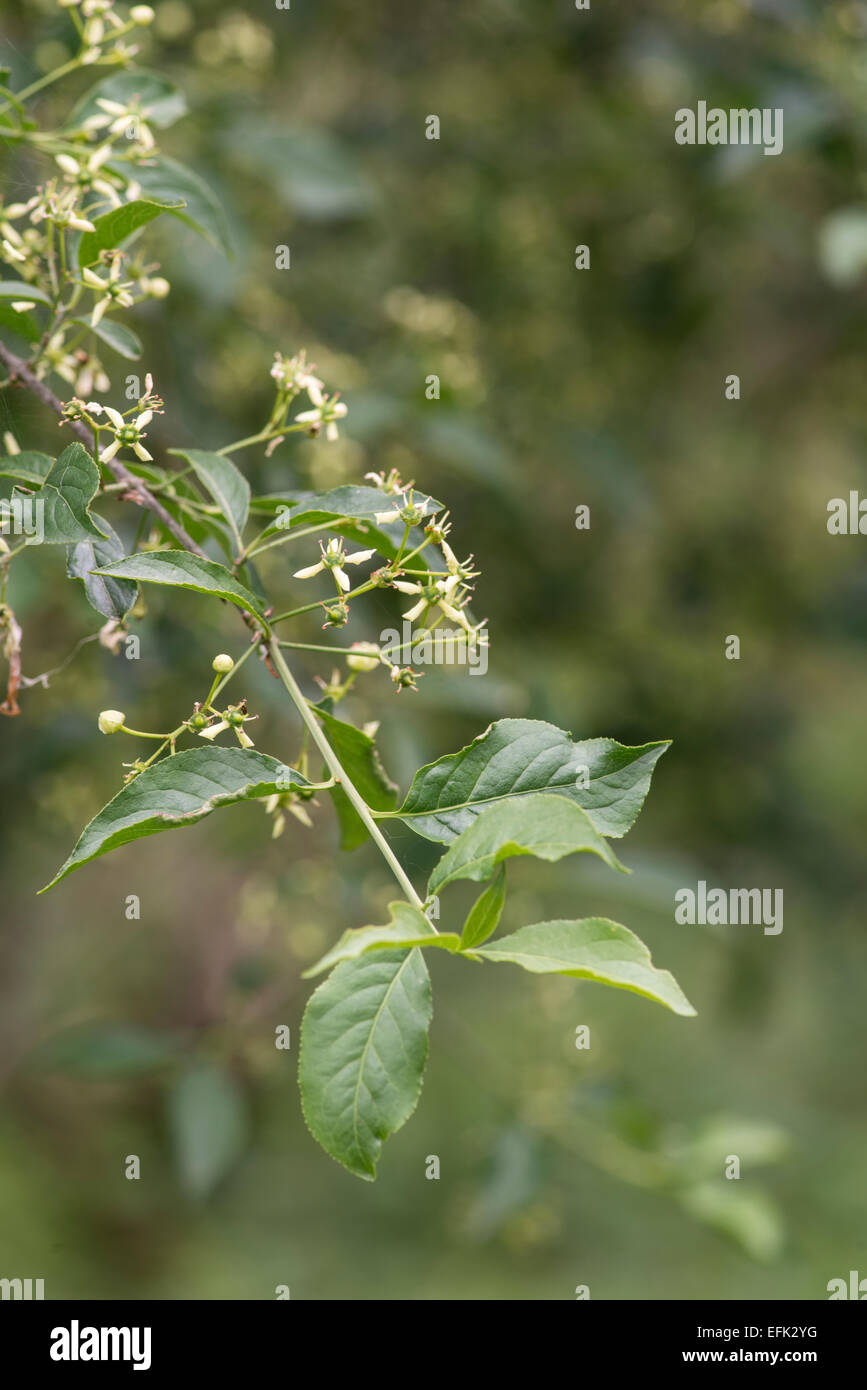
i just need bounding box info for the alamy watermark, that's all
[675,101,783,157]
[0,1276,44,1299]
[0,496,44,545]
[50,1321,151,1371]
[675,881,783,935]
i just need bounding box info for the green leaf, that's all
[167,1061,247,1199]
[251,484,445,576]
[77,199,182,268]
[117,154,232,256]
[67,516,139,619]
[0,280,52,305]
[168,448,249,552]
[313,703,398,850]
[18,442,107,543]
[0,451,53,485]
[665,1116,788,1181]
[91,550,268,623]
[460,864,506,949]
[304,901,460,978]
[26,1024,179,1078]
[224,120,373,221]
[73,315,143,361]
[398,718,670,844]
[678,1182,782,1262]
[41,748,307,891]
[475,918,696,1017]
[65,70,187,131]
[299,948,432,1180]
[428,792,624,896]
[257,484,441,532]
[0,300,41,342]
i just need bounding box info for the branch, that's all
[0,340,208,558]
[2,328,420,906]
[268,638,425,911]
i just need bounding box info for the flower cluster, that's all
[97,654,261,782]
[289,471,487,675]
[56,1,155,70]
[0,4,173,399]
[59,374,163,462]
[266,352,348,446]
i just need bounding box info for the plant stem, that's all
[1,58,82,112]
[243,519,342,562]
[217,423,304,456]
[267,638,426,913]
[277,640,360,657]
[270,579,378,625]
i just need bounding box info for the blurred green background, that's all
[2,0,867,1299]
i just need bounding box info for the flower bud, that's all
[323,602,349,628]
[389,665,420,692]
[130,5,155,24]
[212,653,234,673]
[98,709,126,735]
[346,641,380,673]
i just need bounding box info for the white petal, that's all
[82,267,106,289]
[403,599,428,623]
[374,509,400,524]
[89,144,113,171]
[441,540,458,571]
[92,180,122,206]
[133,443,152,461]
[199,721,229,740]
[56,154,80,177]
[344,548,375,565]
[135,410,152,428]
[103,406,124,430]
[292,562,325,580]
[334,566,350,591]
[391,580,421,595]
[100,439,120,461]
